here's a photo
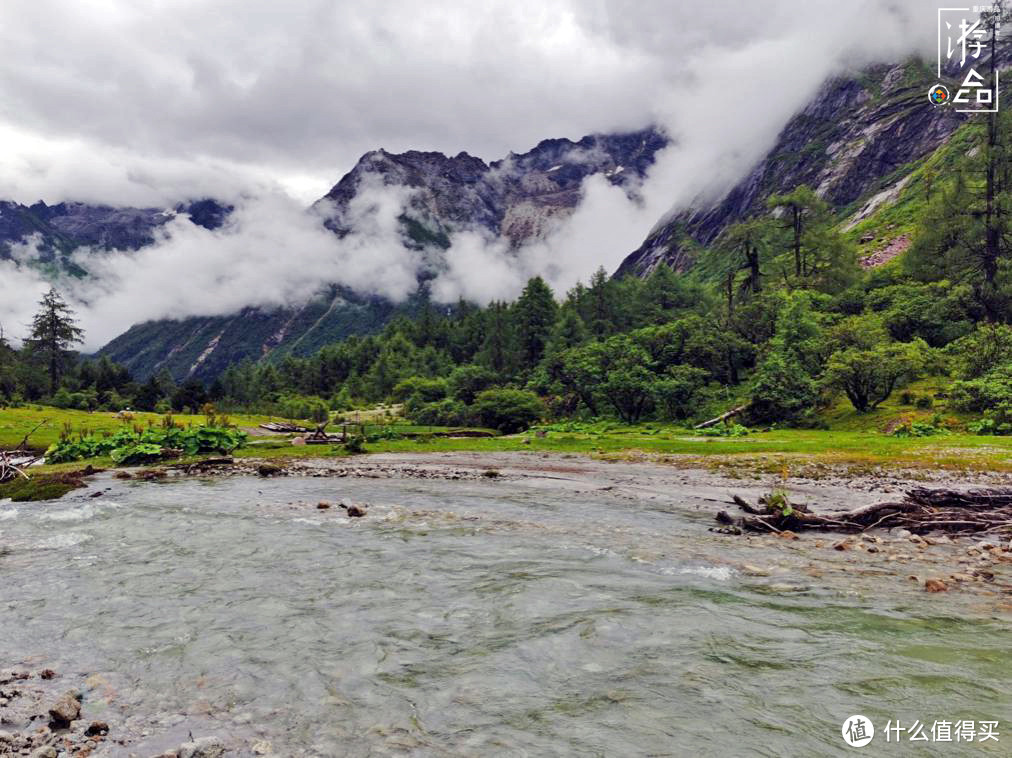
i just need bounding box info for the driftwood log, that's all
[694,404,748,430]
[717,487,1012,536]
[0,451,36,484]
[259,422,312,433]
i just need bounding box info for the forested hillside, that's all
[202,91,1012,435]
[4,95,1012,438]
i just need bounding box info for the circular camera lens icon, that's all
[842,715,875,747]
[929,84,949,105]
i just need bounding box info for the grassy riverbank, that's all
[4,403,1012,477]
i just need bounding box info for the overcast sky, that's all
[0,0,938,206]
[0,0,942,348]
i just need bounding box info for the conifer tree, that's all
[24,288,84,395]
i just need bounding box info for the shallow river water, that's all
[1,471,1009,757]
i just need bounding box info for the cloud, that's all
[0,0,944,348]
[428,0,940,303]
[0,0,937,204]
[2,181,426,349]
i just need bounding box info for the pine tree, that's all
[479,301,516,374]
[767,186,827,279]
[24,288,84,395]
[0,325,18,400]
[585,266,618,337]
[513,276,558,367]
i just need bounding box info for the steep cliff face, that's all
[96,129,668,381]
[616,60,967,275]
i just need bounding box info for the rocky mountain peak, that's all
[319,126,668,246]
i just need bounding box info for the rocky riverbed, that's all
[0,666,237,757]
[1,453,1009,756]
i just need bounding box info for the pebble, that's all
[28,747,57,758]
[252,739,273,755]
[85,720,109,736]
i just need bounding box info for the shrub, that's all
[330,386,353,411]
[915,395,934,409]
[391,376,449,403]
[472,389,545,433]
[949,365,1012,413]
[278,394,330,423]
[404,396,471,426]
[45,425,247,464]
[50,388,97,410]
[823,340,927,412]
[967,416,1012,435]
[652,365,710,421]
[748,352,818,425]
[946,323,1012,379]
[448,364,498,404]
[891,419,946,437]
[344,435,367,454]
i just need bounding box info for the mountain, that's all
[616,60,968,276]
[96,128,669,381]
[96,286,417,383]
[0,198,231,274]
[318,128,667,246]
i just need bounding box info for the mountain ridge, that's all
[94,127,669,380]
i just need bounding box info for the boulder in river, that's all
[177,735,226,758]
[47,690,81,728]
[257,463,283,477]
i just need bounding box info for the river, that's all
[1,460,1009,756]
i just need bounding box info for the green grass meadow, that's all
[3,395,1012,478]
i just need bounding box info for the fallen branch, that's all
[14,418,48,453]
[694,404,748,430]
[259,422,312,433]
[0,451,34,483]
[718,487,1012,537]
